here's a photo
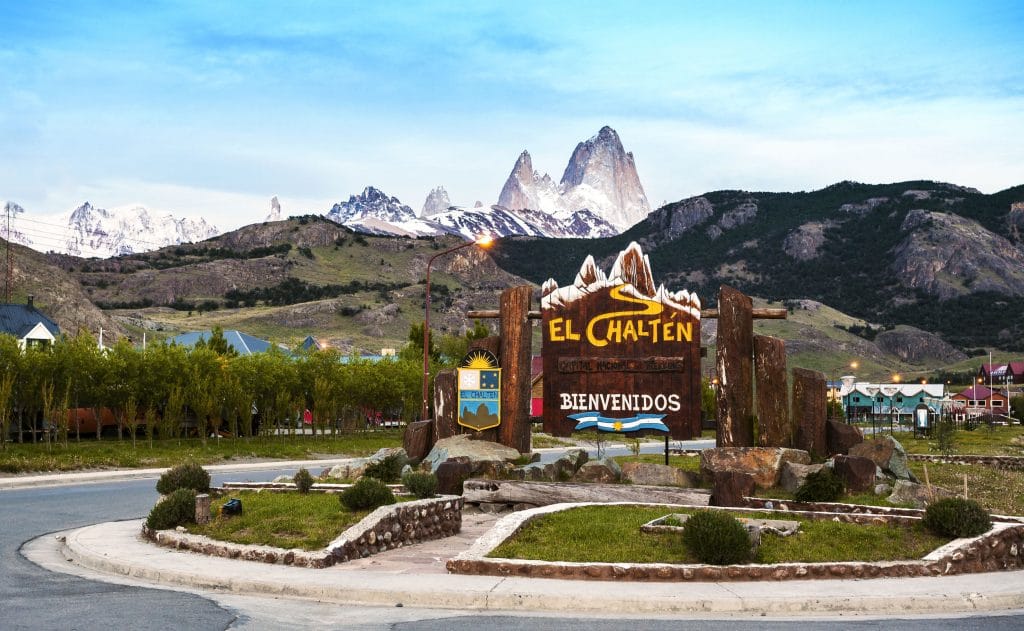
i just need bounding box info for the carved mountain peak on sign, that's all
[541,241,701,319]
[575,254,605,288]
[608,241,656,297]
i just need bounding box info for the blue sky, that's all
[2,1,1022,229]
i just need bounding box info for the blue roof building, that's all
[167,330,279,356]
[0,297,60,348]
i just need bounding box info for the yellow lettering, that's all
[548,317,565,342]
[564,318,580,341]
[677,322,693,342]
[622,319,637,342]
[663,321,675,342]
[607,319,622,344]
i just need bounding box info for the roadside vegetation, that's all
[487,505,950,564]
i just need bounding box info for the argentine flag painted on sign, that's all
[568,412,669,433]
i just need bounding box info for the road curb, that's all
[57,519,1024,617]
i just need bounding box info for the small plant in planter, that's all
[294,467,314,494]
[922,497,992,538]
[340,477,396,511]
[681,509,752,565]
[156,461,210,495]
[146,488,197,530]
[794,467,844,503]
[401,471,438,499]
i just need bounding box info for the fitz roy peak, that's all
[497,126,651,232]
[7,201,219,258]
[324,126,650,240]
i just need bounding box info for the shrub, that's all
[146,488,197,530]
[401,471,438,499]
[681,510,752,565]
[922,497,992,538]
[794,468,844,503]
[156,461,211,495]
[363,453,404,483]
[294,467,314,494]
[340,477,396,511]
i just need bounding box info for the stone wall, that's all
[447,501,1024,582]
[143,496,463,569]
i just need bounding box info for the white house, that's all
[0,296,61,348]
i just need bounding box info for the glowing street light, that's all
[421,235,493,421]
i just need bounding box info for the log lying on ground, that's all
[462,479,711,507]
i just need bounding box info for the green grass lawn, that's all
[895,425,1024,457]
[487,505,950,564]
[190,491,370,550]
[0,430,404,474]
[908,461,1024,516]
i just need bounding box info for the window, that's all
[854,396,860,402]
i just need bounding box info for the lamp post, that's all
[421,235,493,422]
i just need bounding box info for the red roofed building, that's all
[951,385,1009,421]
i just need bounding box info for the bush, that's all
[794,468,844,503]
[340,477,396,511]
[294,467,314,494]
[681,510,752,565]
[401,471,438,499]
[922,497,992,538]
[156,461,211,495]
[146,488,197,530]
[363,453,404,483]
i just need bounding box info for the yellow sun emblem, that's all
[463,350,498,369]
[613,421,623,432]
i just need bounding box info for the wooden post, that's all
[433,370,457,442]
[754,335,790,447]
[499,285,533,454]
[716,286,754,447]
[792,367,827,457]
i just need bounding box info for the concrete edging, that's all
[448,502,1024,582]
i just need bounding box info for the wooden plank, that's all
[715,286,754,447]
[754,334,790,448]
[499,286,533,453]
[433,370,458,442]
[462,479,710,507]
[467,308,788,320]
[792,367,827,458]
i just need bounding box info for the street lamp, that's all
[421,235,493,421]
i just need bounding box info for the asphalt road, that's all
[5,461,1024,629]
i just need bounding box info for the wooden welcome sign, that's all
[541,242,702,439]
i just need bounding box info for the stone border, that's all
[446,502,1024,582]
[908,454,1024,471]
[144,495,463,569]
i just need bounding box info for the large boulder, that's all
[826,420,864,456]
[887,479,954,508]
[849,436,918,482]
[327,458,369,480]
[434,458,474,495]
[402,420,434,461]
[423,434,522,473]
[710,470,755,507]
[700,447,811,489]
[620,462,701,487]
[512,450,588,482]
[831,455,877,492]
[572,457,622,483]
[779,461,825,493]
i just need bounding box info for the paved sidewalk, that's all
[32,512,1024,617]
[0,458,356,491]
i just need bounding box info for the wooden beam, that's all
[466,308,787,320]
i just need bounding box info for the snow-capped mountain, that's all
[324,127,648,240]
[421,186,452,218]
[497,126,651,232]
[6,201,220,258]
[325,187,441,237]
[265,196,282,222]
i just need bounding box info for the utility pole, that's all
[4,202,12,303]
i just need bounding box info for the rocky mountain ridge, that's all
[492,179,1024,351]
